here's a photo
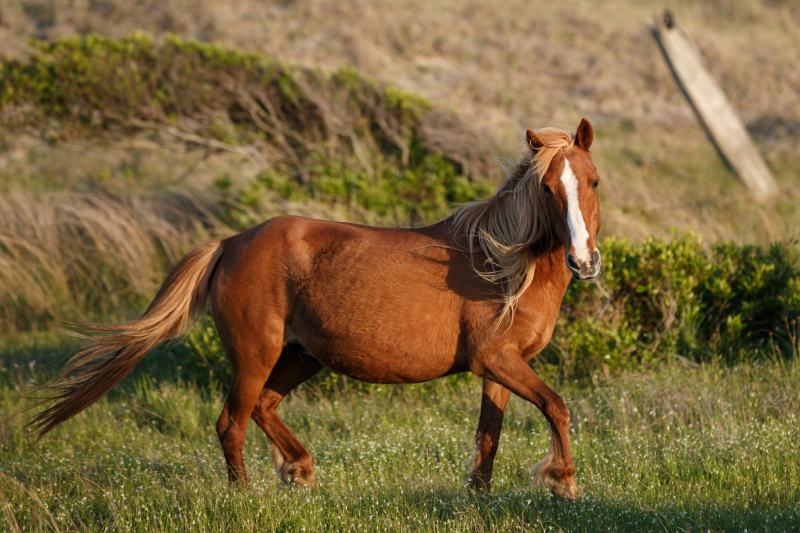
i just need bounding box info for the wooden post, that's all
[653,11,777,200]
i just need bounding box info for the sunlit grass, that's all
[2,347,798,531]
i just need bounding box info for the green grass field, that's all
[2,336,798,531]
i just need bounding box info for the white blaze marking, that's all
[559,159,590,263]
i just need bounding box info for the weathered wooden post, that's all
[653,11,778,200]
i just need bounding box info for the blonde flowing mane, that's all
[449,127,574,324]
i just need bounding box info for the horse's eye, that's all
[542,184,553,196]
[592,180,600,190]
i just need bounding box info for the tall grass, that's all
[0,189,216,332]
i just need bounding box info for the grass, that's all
[1,335,799,531]
[0,189,220,332]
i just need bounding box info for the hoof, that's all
[533,454,578,501]
[547,478,578,501]
[279,463,315,488]
[271,445,315,488]
[467,473,492,493]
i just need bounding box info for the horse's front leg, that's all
[468,379,510,491]
[472,350,577,500]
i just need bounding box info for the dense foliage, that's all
[542,235,800,380]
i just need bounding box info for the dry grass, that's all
[0,189,215,331]
[1,0,798,242]
[0,122,405,334]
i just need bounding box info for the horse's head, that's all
[528,118,601,280]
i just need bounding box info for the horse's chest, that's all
[511,301,563,358]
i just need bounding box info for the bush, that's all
[544,235,800,382]
[218,149,495,228]
[0,34,498,187]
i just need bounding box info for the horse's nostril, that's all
[567,253,601,279]
[567,255,580,272]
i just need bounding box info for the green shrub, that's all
[543,235,800,382]
[217,150,494,227]
[0,34,496,185]
[182,315,231,384]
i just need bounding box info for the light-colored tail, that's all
[29,240,224,437]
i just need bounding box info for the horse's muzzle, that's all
[567,249,601,280]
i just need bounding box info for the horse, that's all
[30,118,601,500]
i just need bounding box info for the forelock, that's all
[530,128,573,180]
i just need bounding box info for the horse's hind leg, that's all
[215,325,284,486]
[251,343,322,487]
[468,379,510,491]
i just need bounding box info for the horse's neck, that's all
[518,246,572,309]
[422,217,571,311]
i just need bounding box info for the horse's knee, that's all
[250,404,267,426]
[547,394,570,430]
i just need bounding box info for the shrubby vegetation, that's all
[543,235,800,381]
[0,34,496,223]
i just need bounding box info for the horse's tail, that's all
[29,240,224,438]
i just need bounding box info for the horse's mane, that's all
[449,127,574,324]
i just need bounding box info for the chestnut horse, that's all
[31,119,601,500]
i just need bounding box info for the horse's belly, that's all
[290,300,465,383]
[292,322,465,383]
[317,346,466,384]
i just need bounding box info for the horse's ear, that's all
[526,128,544,151]
[575,118,593,151]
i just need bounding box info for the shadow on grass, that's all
[0,332,225,390]
[385,486,799,532]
